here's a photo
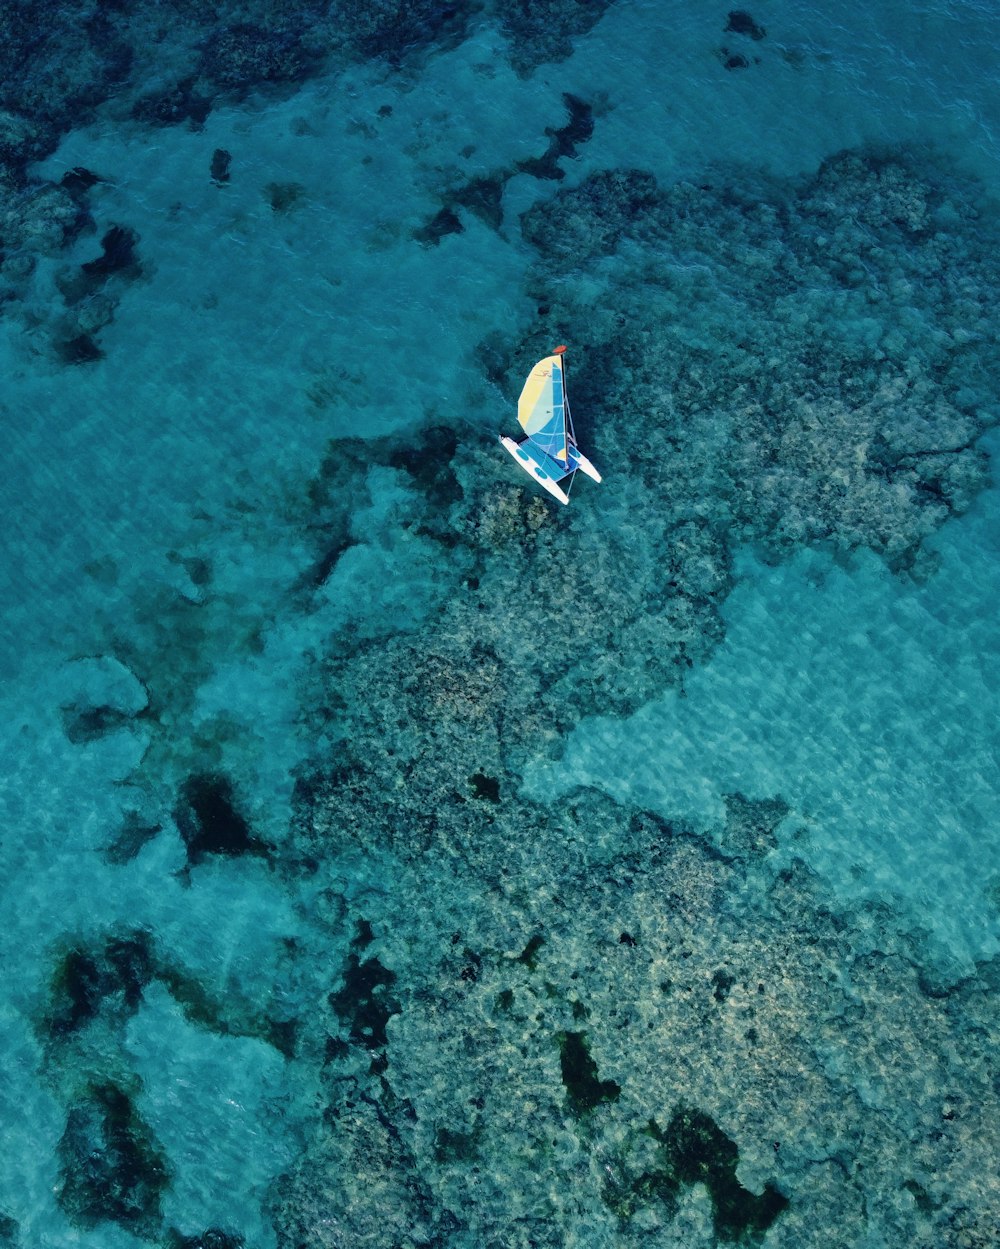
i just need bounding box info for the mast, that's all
[553,344,575,461]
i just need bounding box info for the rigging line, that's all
[563,354,576,447]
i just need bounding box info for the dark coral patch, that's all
[174,773,271,865]
[265,181,304,212]
[433,1125,481,1164]
[50,949,103,1035]
[60,166,101,195]
[307,537,351,589]
[726,11,766,40]
[557,1031,621,1114]
[60,702,131,743]
[387,423,463,509]
[81,225,140,278]
[210,148,232,185]
[55,223,140,353]
[413,205,464,246]
[56,333,103,365]
[653,1109,788,1242]
[330,954,399,1049]
[167,1229,245,1249]
[604,1110,787,1240]
[157,962,297,1057]
[712,969,736,1002]
[451,174,506,230]
[301,424,467,576]
[469,772,500,802]
[517,933,545,970]
[43,927,293,1054]
[56,1083,168,1233]
[902,1178,937,1214]
[329,921,400,1050]
[422,93,595,241]
[48,932,154,1035]
[131,78,211,127]
[517,93,594,180]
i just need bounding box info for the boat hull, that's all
[571,450,601,483]
[499,436,571,505]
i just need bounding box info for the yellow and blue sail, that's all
[517,353,571,477]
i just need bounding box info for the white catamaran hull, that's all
[573,452,602,483]
[500,436,571,505]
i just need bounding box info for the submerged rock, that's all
[726,11,767,41]
[167,1230,245,1249]
[413,205,464,246]
[174,773,271,865]
[56,1083,168,1234]
[80,225,141,279]
[102,810,162,865]
[210,148,232,185]
[0,182,85,254]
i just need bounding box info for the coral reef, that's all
[273,144,1000,1237]
[2,0,997,1241]
[0,182,85,255]
[498,0,616,76]
[273,773,1000,1246]
[330,0,473,66]
[198,23,313,94]
[0,0,617,187]
[518,150,1000,572]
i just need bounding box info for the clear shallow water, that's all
[1,2,999,1246]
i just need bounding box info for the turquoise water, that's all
[2,1,999,1245]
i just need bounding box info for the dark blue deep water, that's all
[1,2,998,1245]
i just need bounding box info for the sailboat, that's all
[499,345,601,505]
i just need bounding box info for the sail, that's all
[517,354,570,466]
